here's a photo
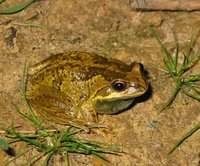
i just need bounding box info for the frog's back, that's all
[29,51,103,74]
[29,51,134,83]
[29,51,91,74]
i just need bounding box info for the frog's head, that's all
[91,62,148,114]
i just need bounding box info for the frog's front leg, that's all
[80,103,108,130]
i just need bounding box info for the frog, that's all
[27,51,148,129]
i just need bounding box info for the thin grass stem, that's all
[63,152,70,166]
[42,151,54,166]
[0,0,36,14]
[159,79,182,112]
[26,151,47,166]
[168,122,200,154]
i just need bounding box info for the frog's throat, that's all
[92,98,135,114]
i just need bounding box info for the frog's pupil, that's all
[113,82,126,91]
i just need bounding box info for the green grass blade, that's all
[12,102,33,122]
[60,129,83,138]
[187,75,200,82]
[190,83,200,89]
[63,152,70,166]
[172,29,179,68]
[21,62,34,114]
[20,62,44,130]
[42,151,54,166]
[91,151,109,162]
[12,129,49,150]
[184,82,200,94]
[187,47,200,67]
[0,138,9,150]
[13,22,49,30]
[182,89,200,101]
[0,124,19,139]
[161,47,175,70]
[26,151,47,166]
[168,122,200,154]
[0,0,36,14]
[7,138,21,144]
[60,135,122,154]
[179,47,200,75]
[179,53,189,74]
[163,58,176,76]
[185,30,198,58]
[181,80,200,100]
[159,80,182,112]
[0,0,5,4]
[149,26,177,75]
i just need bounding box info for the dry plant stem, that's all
[130,0,200,11]
[0,129,57,134]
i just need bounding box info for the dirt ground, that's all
[0,0,200,166]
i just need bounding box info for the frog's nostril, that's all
[131,83,140,89]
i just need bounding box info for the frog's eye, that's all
[112,80,127,92]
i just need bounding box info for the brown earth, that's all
[0,0,199,166]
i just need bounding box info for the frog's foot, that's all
[80,119,110,140]
[90,125,111,141]
[64,115,110,138]
[80,108,110,135]
[66,118,93,133]
[91,109,99,123]
[65,116,106,133]
[97,114,106,125]
[88,115,114,140]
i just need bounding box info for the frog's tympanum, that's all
[27,51,148,128]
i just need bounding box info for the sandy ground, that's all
[0,0,199,166]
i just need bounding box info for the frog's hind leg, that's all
[27,86,90,131]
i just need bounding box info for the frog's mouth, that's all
[106,85,147,101]
[94,82,148,102]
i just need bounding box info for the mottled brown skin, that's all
[27,51,148,128]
